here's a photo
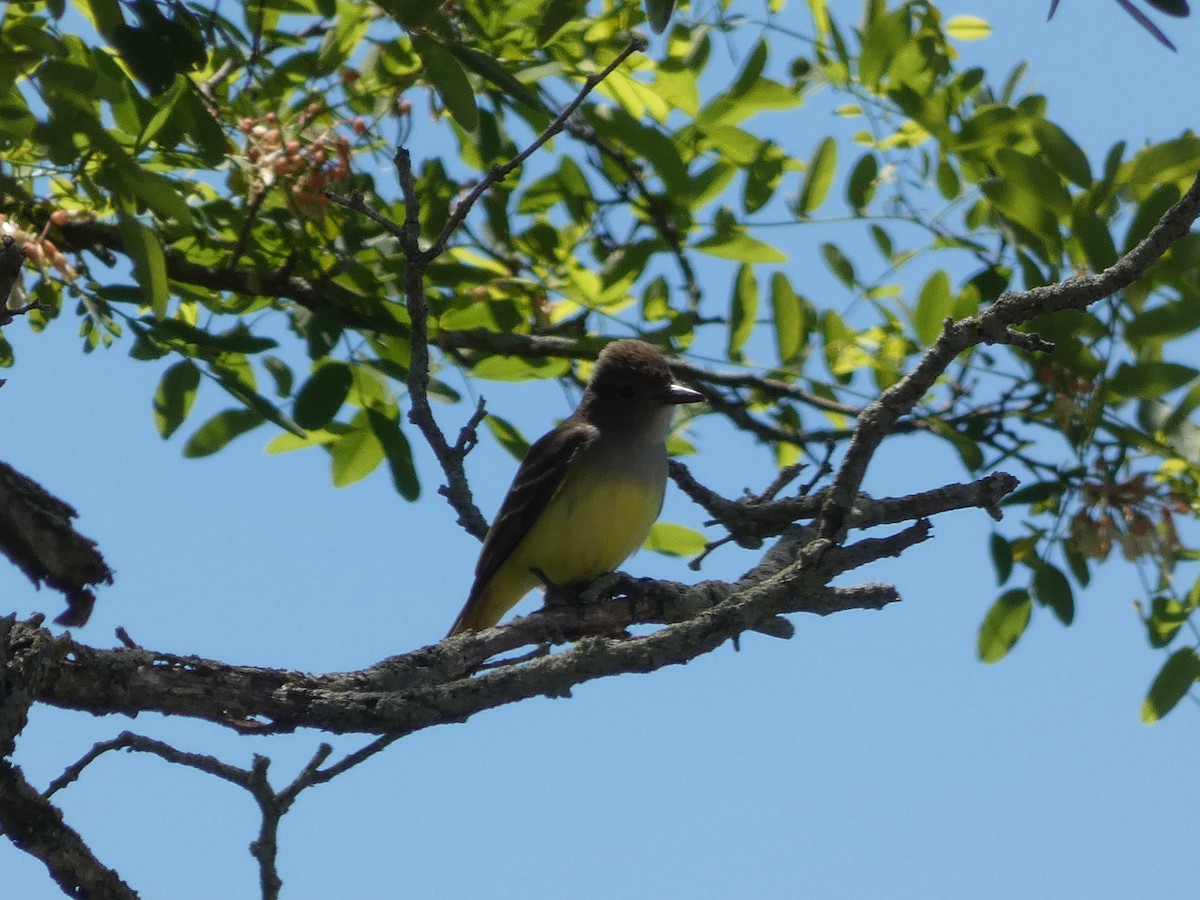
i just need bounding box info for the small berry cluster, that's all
[237,104,357,218]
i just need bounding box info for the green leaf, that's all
[727,264,758,361]
[869,224,894,260]
[846,152,878,211]
[152,320,277,354]
[442,43,546,114]
[820,242,855,287]
[1001,480,1064,507]
[945,15,991,41]
[329,412,385,487]
[981,180,1063,262]
[935,158,961,200]
[1123,183,1180,254]
[927,418,984,471]
[645,522,707,557]
[485,414,531,461]
[153,360,200,439]
[994,148,1072,217]
[1035,120,1092,188]
[537,0,587,44]
[1125,298,1200,345]
[1122,135,1200,188]
[183,408,264,458]
[743,140,786,213]
[694,214,787,263]
[303,308,344,359]
[644,0,676,33]
[293,362,354,430]
[208,366,303,437]
[769,273,804,365]
[263,356,294,398]
[1145,596,1192,649]
[978,589,1031,663]
[913,270,952,345]
[266,425,348,455]
[366,408,420,500]
[472,354,572,382]
[796,136,837,216]
[1063,542,1090,588]
[139,75,188,148]
[857,6,909,88]
[1032,562,1074,626]
[1142,647,1200,724]
[1106,362,1198,400]
[412,35,478,131]
[1071,208,1118,271]
[116,207,169,318]
[990,532,1014,584]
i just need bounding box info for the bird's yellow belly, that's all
[513,474,664,587]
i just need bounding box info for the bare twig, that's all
[391,149,489,538]
[420,36,648,264]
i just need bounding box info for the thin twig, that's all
[419,36,649,265]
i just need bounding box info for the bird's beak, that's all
[664,382,705,405]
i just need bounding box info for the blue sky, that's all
[3,2,1200,897]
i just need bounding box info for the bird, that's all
[446,339,705,636]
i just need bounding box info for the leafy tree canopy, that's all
[3,0,1200,894]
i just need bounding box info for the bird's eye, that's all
[617,384,636,399]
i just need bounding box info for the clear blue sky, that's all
[3,3,1200,897]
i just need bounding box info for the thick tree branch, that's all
[0,761,137,900]
[0,507,936,741]
[0,620,134,898]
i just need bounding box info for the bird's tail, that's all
[446,585,497,637]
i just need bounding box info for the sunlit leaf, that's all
[727,264,758,360]
[796,136,837,216]
[645,522,707,556]
[978,589,1031,663]
[183,408,264,458]
[485,414,531,461]
[820,242,855,287]
[913,270,952,345]
[695,223,787,263]
[770,273,804,365]
[945,15,991,40]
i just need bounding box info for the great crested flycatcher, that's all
[447,340,704,636]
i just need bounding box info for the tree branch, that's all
[817,169,1200,543]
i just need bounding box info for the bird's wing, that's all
[459,420,597,621]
